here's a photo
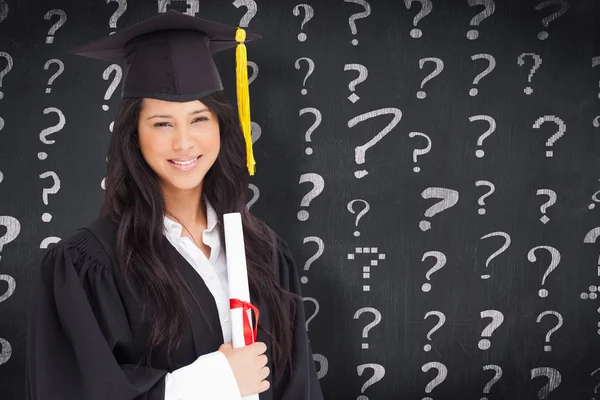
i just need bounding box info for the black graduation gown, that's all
[25,215,323,400]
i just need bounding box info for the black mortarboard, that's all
[67,9,261,175]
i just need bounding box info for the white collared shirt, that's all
[162,197,242,400]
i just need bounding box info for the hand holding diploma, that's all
[220,213,268,399]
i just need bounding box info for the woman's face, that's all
[137,98,220,192]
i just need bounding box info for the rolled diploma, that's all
[223,212,259,400]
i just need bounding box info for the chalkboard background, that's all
[1,0,600,399]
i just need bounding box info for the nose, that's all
[172,125,195,152]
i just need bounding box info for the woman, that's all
[26,10,323,400]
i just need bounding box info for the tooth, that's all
[172,158,195,165]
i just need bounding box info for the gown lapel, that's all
[161,238,224,359]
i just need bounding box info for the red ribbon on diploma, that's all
[230,298,260,345]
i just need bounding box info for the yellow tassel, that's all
[235,27,256,176]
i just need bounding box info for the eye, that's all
[153,117,208,128]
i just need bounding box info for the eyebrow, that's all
[146,108,209,120]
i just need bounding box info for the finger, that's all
[252,341,267,354]
[259,366,270,380]
[256,354,268,367]
[258,379,271,393]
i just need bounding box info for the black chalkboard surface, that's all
[1,0,600,399]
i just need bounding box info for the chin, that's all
[167,176,205,191]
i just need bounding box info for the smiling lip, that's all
[168,155,201,171]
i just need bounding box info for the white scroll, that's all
[223,212,260,400]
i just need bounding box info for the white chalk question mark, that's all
[535,0,569,40]
[421,251,446,292]
[408,132,432,173]
[0,216,21,263]
[534,367,564,400]
[0,51,13,100]
[481,365,503,400]
[531,367,562,398]
[298,173,325,221]
[536,189,556,224]
[466,0,495,40]
[479,231,511,279]
[345,64,368,103]
[536,310,563,351]
[528,245,560,298]
[347,246,386,292]
[300,107,322,155]
[107,0,127,33]
[303,297,319,331]
[419,187,460,231]
[302,236,324,283]
[44,59,64,94]
[38,107,66,161]
[421,361,447,400]
[469,115,496,158]
[348,108,403,179]
[423,311,446,352]
[344,0,371,46]
[354,307,382,349]
[44,9,67,44]
[470,54,496,96]
[479,309,504,350]
[357,363,385,400]
[102,65,122,111]
[293,4,314,42]
[404,0,432,39]
[532,115,566,157]
[417,57,444,99]
[39,107,66,146]
[517,53,543,95]
[348,199,370,237]
[295,57,315,95]
[40,171,61,222]
[233,0,258,27]
[476,180,495,215]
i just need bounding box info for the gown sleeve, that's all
[272,234,324,400]
[26,228,168,400]
[164,350,241,399]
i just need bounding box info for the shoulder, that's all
[43,215,120,275]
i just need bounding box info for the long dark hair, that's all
[99,90,296,383]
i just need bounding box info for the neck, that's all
[162,182,207,231]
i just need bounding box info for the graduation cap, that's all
[67,9,261,175]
